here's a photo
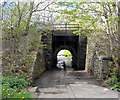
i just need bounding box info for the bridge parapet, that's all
[38,24,80,31]
[51,24,80,30]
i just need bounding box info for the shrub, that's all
[105,76,118,86]
[12,90,36,98]
[2,73,36,99]
[105,67,120,91]
[111,82,120,91]
[18,73,28,79]
[2,75,30,89]
[109,68,118,77]
[2,88,36,99]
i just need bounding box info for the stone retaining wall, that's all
[86,36,113,80]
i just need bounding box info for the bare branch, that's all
[17,2,22,27]
[33,2,44,10]
[2,2,7,7]
[32,2,53,12]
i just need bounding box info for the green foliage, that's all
[2,75,30,89]
[2,2,48,75]
[2,73,36,99]
[2,1,50,98]
[105,76,118,86]
[18,73,28,79]
[73,28,91,36]
[2,88,36,99]
[109,68,118,77]
[108,61,114,66]
[63,50,72,60]
[21,52,37,70]
[12,90,36,99]
[105,68,120,91]
[111,83,120,91]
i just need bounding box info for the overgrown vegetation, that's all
[1,1,53,98]
[2,73,36,99]
[105,67,120,91]
[56,1,120,91]
[57,0,120,82]
[1,0,120,98]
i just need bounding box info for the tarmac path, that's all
[33,68,119,99]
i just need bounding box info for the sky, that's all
[0,0,120,2]
[1,0,119,24]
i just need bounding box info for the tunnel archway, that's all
[57,49,72,68]
[32,30,87,80]
[53,45,77,70]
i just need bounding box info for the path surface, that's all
[34,68,119,98]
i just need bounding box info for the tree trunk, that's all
[24,2,34,36]
[17,2,22,27]
[117,1,120,81]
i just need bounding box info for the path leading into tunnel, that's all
[34,68,118,99]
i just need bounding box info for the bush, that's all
[2,75,30,89]
[105,76,118,86]
[2,73,36,99]
[105,67,120,91]
[12,90,36,98]
[18,73,28,79]
[111,82,120,91]
[2,88,36,99]
[109,68,118,77]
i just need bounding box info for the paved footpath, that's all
[34,68,119,99]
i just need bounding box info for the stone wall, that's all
[2,32,46,80]
[32,48,46,81]
[86,32,113,80]
[89,56,113,80]
[41,33,53,69]
[77,34,87,70]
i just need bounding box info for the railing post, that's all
[65,24,67,31]
[78,24,80,30]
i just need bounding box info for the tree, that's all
[63,50,72,60]
[57,1,120,80]
[117,1,120,81]
[58,0,120,81]
[2,1,54,73]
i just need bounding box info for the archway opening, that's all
[53,45,77,70]
[57,49,72,69]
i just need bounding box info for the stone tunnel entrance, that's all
[53,36,78,70]
[32,29,87,80]
[43,30,87,70]
[53,46,77,70]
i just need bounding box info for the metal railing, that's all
[49,24,80,30]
